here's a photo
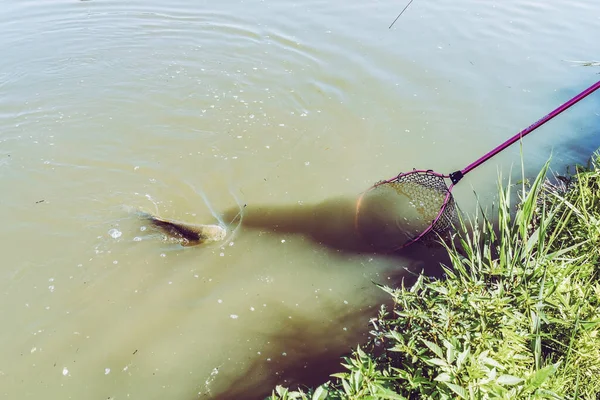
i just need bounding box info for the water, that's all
[1,0,599,398]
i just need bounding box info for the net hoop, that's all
[354,169,456,252]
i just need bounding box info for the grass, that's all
[267,153,600,400]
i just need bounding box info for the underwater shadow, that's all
[187,245,449,400]
[218,193,449,258]
[139,193,453,399]
[201,300,391,400]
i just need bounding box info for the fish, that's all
[136,211,227,246]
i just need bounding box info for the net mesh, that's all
[372,171,458,247]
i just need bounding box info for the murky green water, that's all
[1,0,599,398]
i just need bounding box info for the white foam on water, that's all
[108,229,122,239]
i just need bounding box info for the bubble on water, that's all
[140,226,147,232]
[108,229,122,239]
[282,352,287,356]
[160,253,166,258]
[343,300,348,305]
[104,368,110,375]
[250,307,255,311]
[230,314,239,319]
[113,260,118,265]
[133,237,142,242]
[220,253,225,257]
[281,239,286,243]
[48,285,55,293]
[218,299,223,304]
[62,367,69,376]
[31,347,37,353]
[304,161,310,166]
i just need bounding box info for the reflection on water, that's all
[1,0,599,398]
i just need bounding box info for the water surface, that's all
[1,0,599,398]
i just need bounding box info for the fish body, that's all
[136,211,226,246]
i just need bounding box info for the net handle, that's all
[450,79,600,184]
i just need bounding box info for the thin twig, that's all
[389,0,415,29]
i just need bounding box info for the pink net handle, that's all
[450,79,600,185]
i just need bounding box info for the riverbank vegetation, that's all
[268,153,600,400]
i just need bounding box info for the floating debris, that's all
[108,229,122,239]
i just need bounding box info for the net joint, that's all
[449,170,464,184]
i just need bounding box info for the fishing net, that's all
[355,170,458,251]
[355,81,600,251]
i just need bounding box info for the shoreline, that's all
[267,151,600,399]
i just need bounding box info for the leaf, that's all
[375,388,409,400]
[422,339,444,359]
[410,274,424,293]
[430,285,449,295]
[341,378,352,395]
[444,382,468,399]
[426,358,449,367]
[275,385,289,398]
[330,373,348,379]
[312,386,328,400]
[481,356,504,370]
[456,347,470,370]
[443,340,456,364]
[535,389,563,399]
[497,375,523,386]
[353,369,363,392]
[529,364,558,389]
[580,319,600,331]
[434,372,452,382]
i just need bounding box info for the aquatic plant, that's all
[267,153,600,399]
